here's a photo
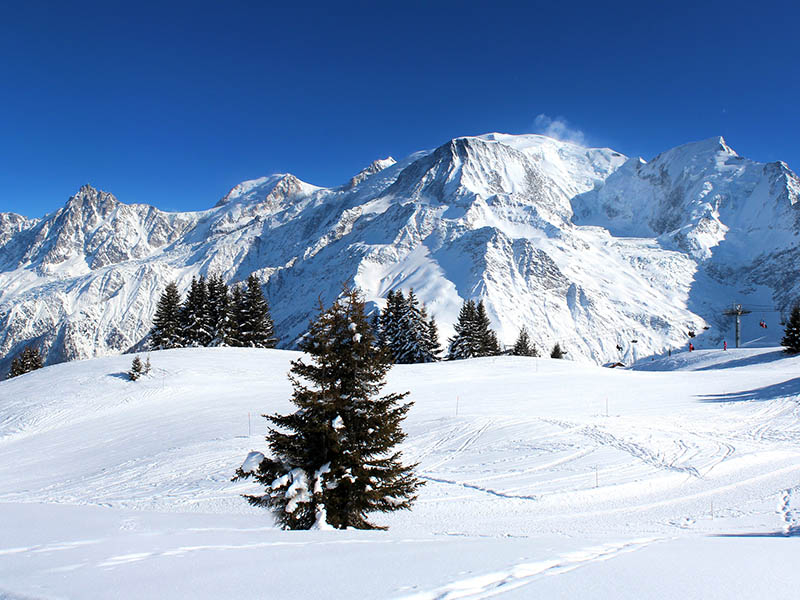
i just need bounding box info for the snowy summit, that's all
[0,133,799,372]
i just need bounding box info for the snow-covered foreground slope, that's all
[1,348,800,598]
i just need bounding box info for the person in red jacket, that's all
[723,341,727,351]
[689,342,694,352]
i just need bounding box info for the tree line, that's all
[373,290,542,362]
[149,273,277,350]
[3,282,560,380]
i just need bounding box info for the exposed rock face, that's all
[1,133,798,372]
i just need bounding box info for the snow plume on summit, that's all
[1,133,799,371]
[533,114,587,146]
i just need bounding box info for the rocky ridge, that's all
[1,133,798,371]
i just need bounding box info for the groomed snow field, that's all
[1,347,799,598]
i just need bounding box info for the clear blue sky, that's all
[2,0,798,217]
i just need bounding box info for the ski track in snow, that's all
[3,347,800,598]
[395,537,663,600]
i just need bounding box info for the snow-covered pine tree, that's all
[23,346,43,371]
[396,289,436,364]
[150,281,183,349]
[379,289,406,362]
[228,283,247,347]
[511,326,536,356]
[425,314,442,360]
[7,355,23,379]
[551,342,565,359]
[239,274,277,348]
[448,300,478,360]
[206,273,233,347]
[369,311,383,349]
[234,286,422,530]
[5,346,41,378]
[475,301,500,356]
[781,305,800,353]
[180,276,212,347]
[128,355,144,381]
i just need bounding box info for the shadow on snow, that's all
[696,377,800,403]
[694,350,788,371]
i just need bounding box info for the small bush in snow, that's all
[128,356,144,381]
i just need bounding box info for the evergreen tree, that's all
[379,289,405,361]
[376,289,440,363]
[782,305,800,354]
[511,326,537,357]
[180,276,211,346]
[22,346,44,371]
[233,287,422,530]
[448,300,478,360]
[128,355,144,381]
[238,274,277,348]
[229,283,247,347]
[7,355,23,379]
[369,311,383,349]
[206,273,234,347]
[150,281,183,349]
[475,301,500,356]
[396,289,437,364]
[425,315,443,360]
[447,299,500,359]
[550,342,565,359]
[8,345,44,378]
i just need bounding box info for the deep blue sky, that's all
[2,1,798,217]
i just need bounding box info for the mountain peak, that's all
[655,136,738,162]
[65,184,118,211]
[216,173,320,208]
[346,157,397,189]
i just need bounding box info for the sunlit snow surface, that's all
[1,347,800,598]
[3,133,798,371]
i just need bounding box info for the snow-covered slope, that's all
[1,133,799,371]
[1,348,800,598]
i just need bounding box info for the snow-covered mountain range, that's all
[1,133,799,370]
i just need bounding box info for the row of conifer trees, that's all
[149,273,277,350]
[373,290,543,362]
[373,289,442,363]
[148,273,546,361]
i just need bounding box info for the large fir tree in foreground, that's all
[782,305,800,353]
[234,287,422,530]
